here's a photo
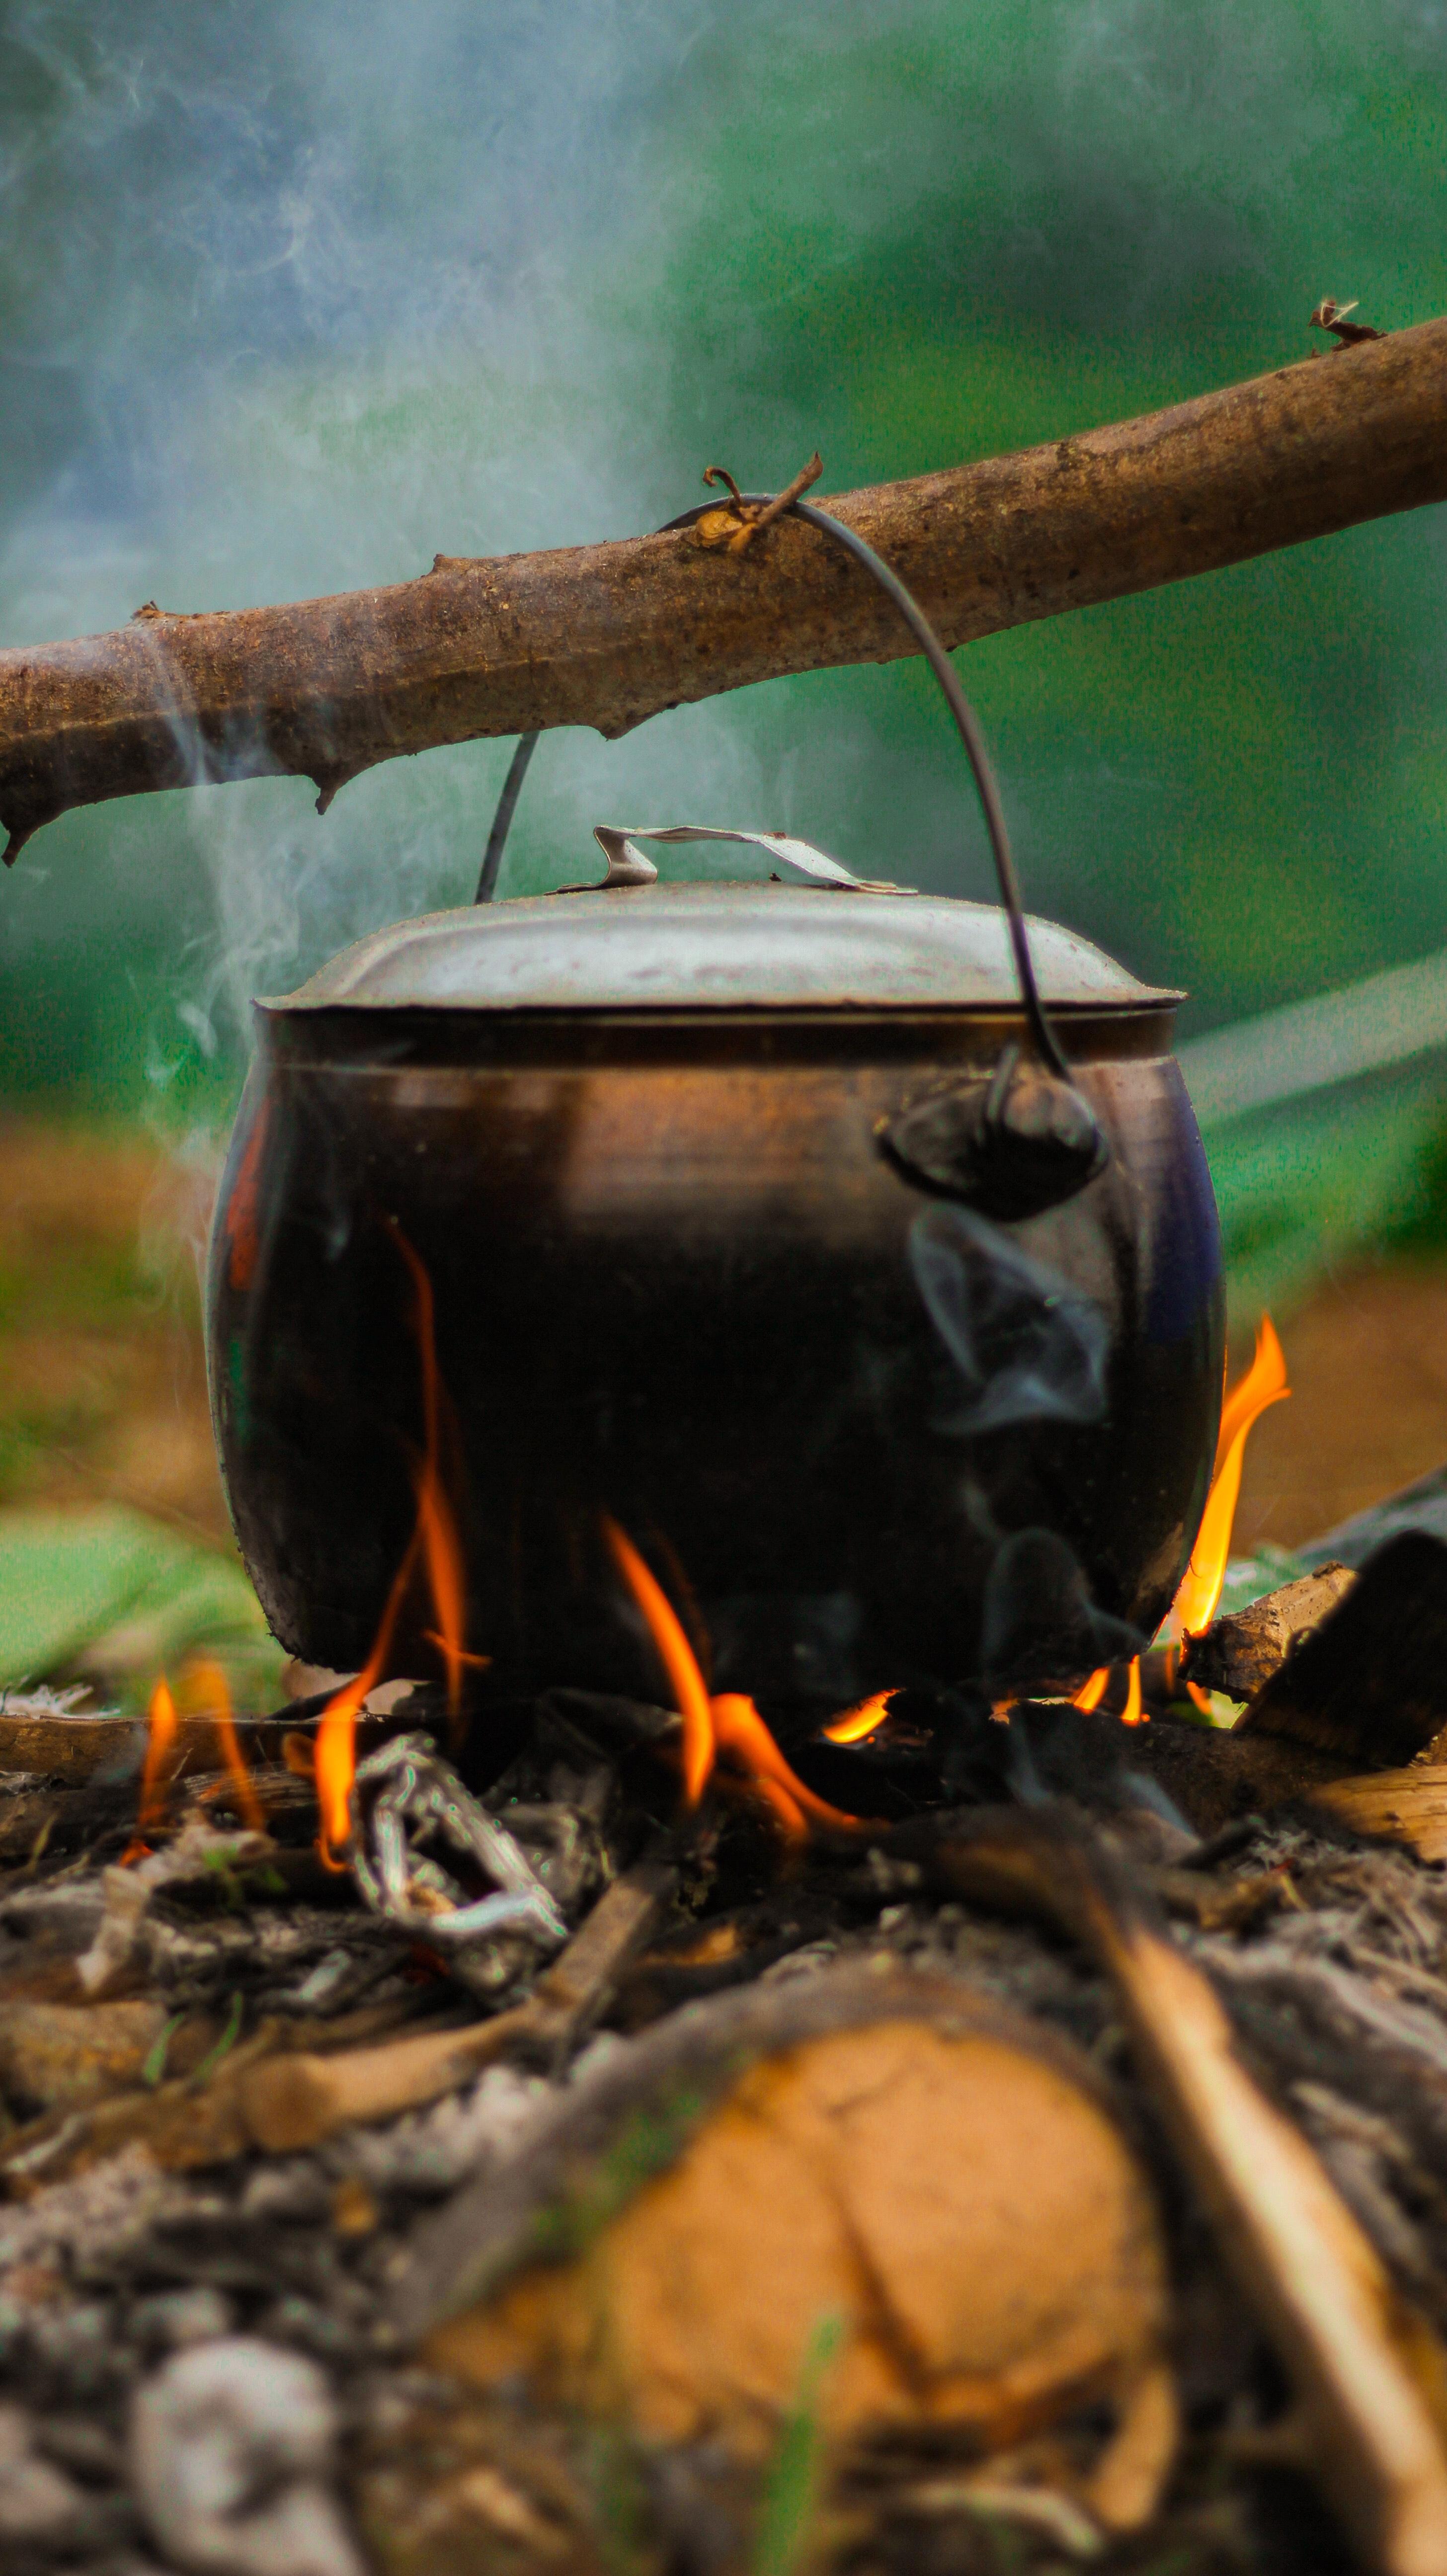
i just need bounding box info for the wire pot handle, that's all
[475,478,1067,1081]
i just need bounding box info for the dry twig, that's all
[239,1854,676,2153]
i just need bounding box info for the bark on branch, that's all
[4,319,1447,862]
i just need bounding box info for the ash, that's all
[1,1677,1445,2576]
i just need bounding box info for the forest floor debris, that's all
[6,1560,1447,2573]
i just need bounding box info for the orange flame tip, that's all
[602,1516,717,1803]
[1072,1665,1110,1713]
[182,1658,266,1832]
[127,1674,179,1856]
[1120,1655,1146,1726]
[1171,1315,1290,1641]
[823,1689,893,1746]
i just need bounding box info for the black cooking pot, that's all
[206,846,1222,1709]
[208,488,1222,1713]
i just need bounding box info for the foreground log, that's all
[398,1965,1178,2537]
[1305,1766,1447,1864]
[3,321,1447,859]
[897,1808,1447,2576]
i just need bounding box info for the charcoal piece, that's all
[533,1689,678,1753]
[1238,1532,1447,1766]
[1017,1702,1350,1839]
[1183,1563,1357,1701]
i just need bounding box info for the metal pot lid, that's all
[270,880,1176,1016]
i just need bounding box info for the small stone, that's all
[241,2165,329,2225]
[131,2337,363,2576]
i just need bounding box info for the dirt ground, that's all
[0,1118,230,1546]
[1232,1257,1447,1553]
[3,1117,1447,1572]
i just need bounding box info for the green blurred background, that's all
[4,0,1447,1096]
[3,0,1447,1680]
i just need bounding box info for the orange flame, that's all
[313,1228,488,1865]
[603,1516,716,1803]
[603,1515,879,1838]
[316,1531,418,1868]
[390,1227,480,1730]
[1170,1316,1290,1640]
[823,1689,893,1747]
[1072,1655,1145,1722]
[180,1659,266,1831]
[122,1674,179,1859]
[710,1692,879,1839]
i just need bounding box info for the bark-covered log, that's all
[3,321,1447,860]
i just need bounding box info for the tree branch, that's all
[4,320,1447,863]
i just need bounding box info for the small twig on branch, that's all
[707,449,824,553]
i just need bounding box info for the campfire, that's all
[9,329,1447,2576]
[11,1231,1447,2576]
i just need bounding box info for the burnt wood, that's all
[1238,1533,1447,1767]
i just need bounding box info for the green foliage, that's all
[752,2311,846,2576]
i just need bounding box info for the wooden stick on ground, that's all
[238,1853,677,2154]
[895,1807,1447,2576]
[3,321,1447,858]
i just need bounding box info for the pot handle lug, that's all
[882,1044,1110,1222]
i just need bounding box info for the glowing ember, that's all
[1170,1316,1289,1642]
[605,1516,879,1838]
[182,1658,266,1831]
[823,1690,893,1747]
[122,1674,178,1860]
